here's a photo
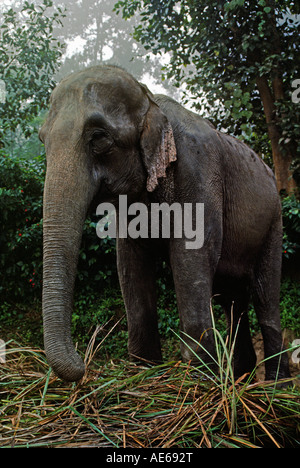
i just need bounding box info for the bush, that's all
[72,288,127,360]
[0,152,45,300]
[282,194,300,259]
[75,218,117,296]
[280,278,300,334]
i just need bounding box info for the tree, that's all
[0,0,65,148]
[115,0,300,194]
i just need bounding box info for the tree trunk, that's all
[256,75,296,195]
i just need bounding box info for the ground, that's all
[253,329,300,385]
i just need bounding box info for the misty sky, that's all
[1,0,179,98]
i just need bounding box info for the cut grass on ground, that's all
[1,329,300,448]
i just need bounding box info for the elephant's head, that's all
[39,66,176,381]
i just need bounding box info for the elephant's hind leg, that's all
[252,217,290,381]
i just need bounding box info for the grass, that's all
[1,324,300,448]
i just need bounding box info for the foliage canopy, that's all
[115,0,300,193]
[0,0,65,146]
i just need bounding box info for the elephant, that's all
[39,65,290,383]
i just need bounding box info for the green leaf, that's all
[234,99,242,107]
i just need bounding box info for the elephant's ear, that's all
[140,102,177,192]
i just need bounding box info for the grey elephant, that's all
[39,65,290,383]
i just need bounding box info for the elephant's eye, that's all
[90,130,113,156]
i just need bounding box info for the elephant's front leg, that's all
[170,240,217,372]
[117,237,162,363]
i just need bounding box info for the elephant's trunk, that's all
[42,150,94,382]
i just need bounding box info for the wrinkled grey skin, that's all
[40,65,290,382]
